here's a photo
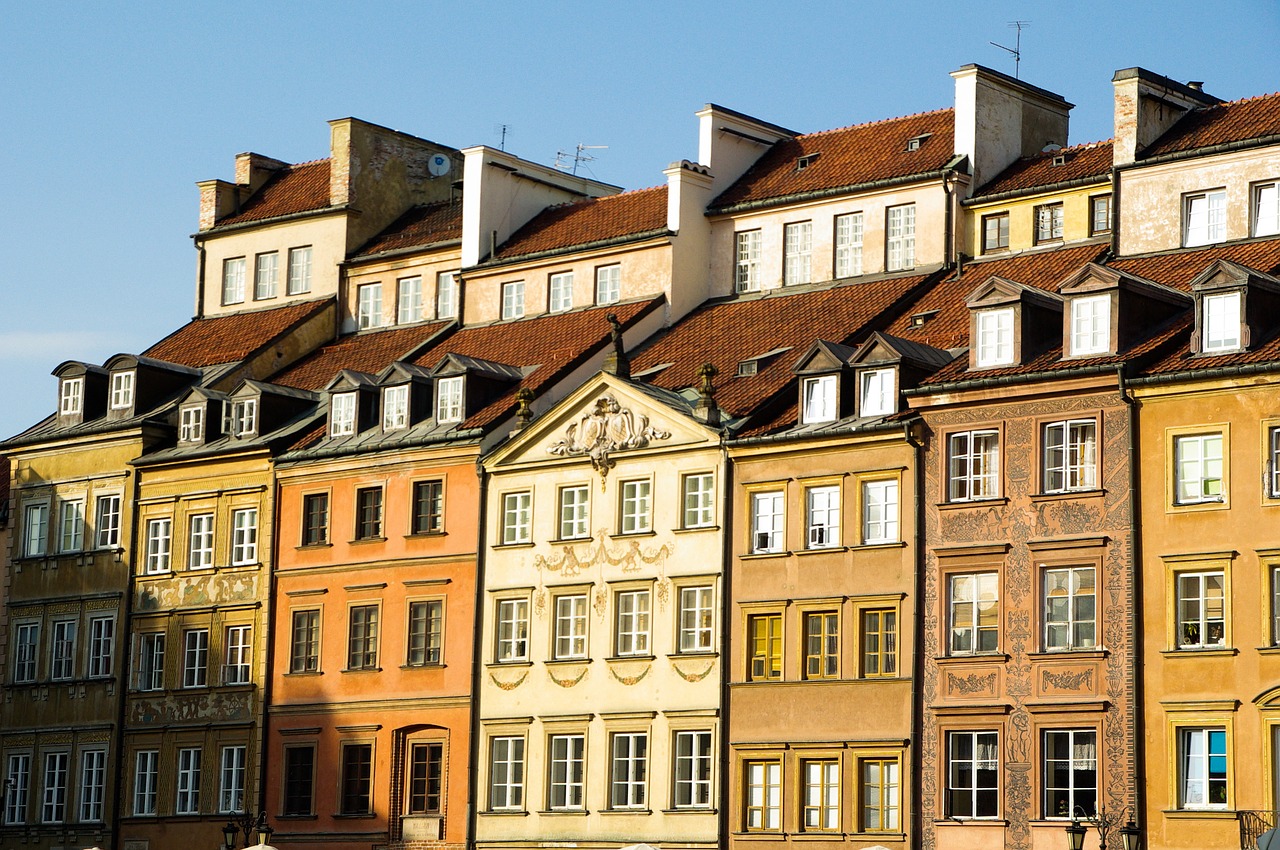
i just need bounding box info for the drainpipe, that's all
[904,420,926,849]
[1110,166,1122,257]
[717,439,734,850]
[110,465,143,850]
[1117,366,1145,833]
[466,458,489,850]
[943,171,956,268]
[195,240,207,319]
[258,467,283,819]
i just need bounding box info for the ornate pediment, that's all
[546,394,670,481]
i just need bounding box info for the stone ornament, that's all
[546,394,670,483]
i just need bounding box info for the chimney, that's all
[234,152,288,193]
[695,104,795,193]
[1111,68,1220,167]
[196,179,240,231]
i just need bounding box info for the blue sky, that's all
[3,1,1278,438]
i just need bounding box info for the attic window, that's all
[906,134,931,152]
[1052,154,1067,167]
[330,392,357,437]
[796,154,820,171]
[230,399,257,438]
[59,378,84,416]
[110,371,135,411]
[179,405,204,443]
[436,376,464,423]
[383,386,409,431]
[736,360,758,377]
[910,310,940,328]
[737,346,792,378]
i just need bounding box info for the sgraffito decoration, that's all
[548,666,590,688]
[546,395,670,486]
[489,670,529,691]
[671,658,717,683]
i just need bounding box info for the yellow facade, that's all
[965,182,1111,258]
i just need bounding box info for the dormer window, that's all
[437,377,464,423]
[976,309,1015,367]
[906,134,931,152]
[859,369,895,418]
[110,371,135,410]
[230,399,257,438]
[801,375,837,424]
[60,378,83,416]
[1202,292,1241,352]
[736,360,758,377]
[1069,295,1111,356]
[383,386,409,431]
[330,392,357,437]
[179,406,204,443]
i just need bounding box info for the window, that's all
[751,491,784,553]
[133,751,158,816]
[976,308,1014,367]
[228,508,258,565]
[357,283,383,329]
[502,492,531,544]
[347,604,380,670]
[1203,292,1241,352]
[230,398,257,437]
[1044,567,1096,651]
[1255,182,1280,237]
[287,246,312,295]
[5,754,30,824]
[58,499,84,553]
[383,385,409,430]
[1090,194,1112,236]
[50,620,75,681]
[1069,295,1110,357]
[255,251,278,300]
[22,503,48,557]
[886,204,916,271]
[222,257,246,305]
[834,212,864,277]
[412,480,444,534]
[1043,419,1097,493]
[800,486,839,552]
[983,213,1010,253]
[301,493,329,546]
[188,513,214,569]
[489,737,525,810]
[408,743,443,814]
[355,487,383,539]
[949,572,999,654]
[501,281,525,319]
[1043,729,1096,818]
[610,733,647,809]
[1179,727,1228,808]
[802,759,839,831]
[290,610,320,673]
[1174,433,1224,504]
[745,760,781,831]
[330,392,356,437]
[398,276,424,323]
[219,746,246,813]
[59,377,83,416]
[1271,428,1280,499]
[137,633,165,691]
[95,494,121,549]
[615,589,651,656]
[784,221,813,285]
[548,734,585,809]
[436,375,464,423]
[861,758,900,832]
[801,375,837,424]
[862,479,899,544]
[596,264,621,305]
[88,616,115,678]
[679,586,714,653]
[224,625,252,685]
[340,743,373,815]
[682,473,714,528]
[145,518,172,573]
[620,479,651,534]
[558,485,589,540]
[862,608,897,677]
[110,370,134,410]
[1184,190,1226,247]
[496,598,529,662]
[673,730,712,808]
[1035,203,1064,243]
[283,746,315,816]
[549,271,574,313]
[748,613,782,680]
[175,748,201,814]
[407,600,443,666]
[554,594,588,659]
[180,405,204,442]
[182,629,208,688]
[1273,566,1280,645]
[436,271,458,319]
[41,752,67,823]
[859,368,894,418]
[1177,571,1226,648]
[736,230,762,292]
[14,623,38,683]
[947,731,998,818]
[948,429,1000,501]
[804,611,838,679]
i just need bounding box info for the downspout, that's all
[943,171,956,268]
[466,457,489,850]
[1110,165,1121,257]
[335,263,348,341]
[1117,366,1145,832]
[717,438,734,850]
[111,465,143,850]
[258,465,283,819]
[195,239,207,319]
[904,420,926,849]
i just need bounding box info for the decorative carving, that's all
[514,387,535,430]
[548,666,589,688]
[608,664,651,686]
[1041,668,1095,691]
[546,395,670,484]
[670,658,716,683]
[947,671,996,695]
[488,670,529,691]
[533,530,671,581]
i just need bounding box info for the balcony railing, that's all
[1239,810,1280,849]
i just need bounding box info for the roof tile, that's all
[973,140,1113,198]
[142,300,331,368]
[215,160,332,227]
[1143,92,1280,159]
[494,187,668,261]
[353,200,464,258]
[270,322,453,391]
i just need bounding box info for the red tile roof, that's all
[352,200,464,258]
[1142,91,1280,159]
[143,300,331,367]
[493,187,669,261]
[972,140,1113,198]
[711,109,956,210]
[631,274,939,418]
[269,322,453,391]
[215,160,333,227]
[1109,239,1280,291]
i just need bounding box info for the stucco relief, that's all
[607,662,651,686]
[547,666,589,688]
[1041,668,1095,691]
[545,394,671,484]
[488,670,529,691]
[135,570,259,612]
[670,657,717,683]
[945,670,996,696]
[129,690,252,724]
[532,531,672,581]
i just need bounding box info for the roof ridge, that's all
[1042,138,1113,155]
[797,106,953,139]
[1198,89,1280,111]
[551,184,667,210]
[285,157,330,169]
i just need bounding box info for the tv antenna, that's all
[554,143,608,176]
[494,123,512,151]
[990,20,1029,79]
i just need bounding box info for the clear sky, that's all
[3,0,1278,439]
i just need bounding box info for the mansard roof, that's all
[352,199,464,259]
[1141,91,1280,160]
[492,186,669,262]
[142,300,331,368]
[214,159,334,226]
[971,140,1113,199]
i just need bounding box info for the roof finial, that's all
[693,362,721,427]
[602,312,630,379]
[513,387,535,432]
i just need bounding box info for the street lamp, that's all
[222,809,272,849]
[1064,806,1142,850]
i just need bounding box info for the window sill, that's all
[274,814,318,820]
[1162,808,1235,818]
[741,551,789,560]
[1030,489,1106,502]
[333,812,377,819]
[1171,498,1228,510]
[935,818,1008,826]
[611,530,656,540]
[1257,646,1280,655]
[667,651,718,660]
[348,537,387,545]
[481,810,530,817]
[295,543,333,551]
[935,653,1010,665]
[661,807,717,815]
[284,670,323,677]
[937,497,1009,510]
[601,808,652,815]
[406,531,447,539]
[732,832,786,840]
[1027,649,1109,660]
[790,832,845,841]
[1161,647,1237,658]
[486,660,533,669]
[545,657,592,666]
[536,809,589,816]
[674,525,719,534]
[607,655,656,663]
[852,540,907,551]
[400,663,446,670]
[795,545,847,556]
[341,667,384,673]
[553,535,593,545]
[494,541,535,550]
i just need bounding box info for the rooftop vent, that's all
[906,133,932,152]
[1052,154,1067,167]
[910,309,940,328]
[797,153,820,171]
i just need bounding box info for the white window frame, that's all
[501,281,525,320]
[1179,727,1228,809]
[79,750,106,822]
[736,230,762,292]
[231,398,257,437]
[558,485,589,540]
[610,732,647,809]
[145,518,172,573]
[620,479,652,534]
[179,405,205,442]
[1035,203,1064,243]
[1255,182,1280,237]
[41,752,67,824]
[383,385,409,431]
[1070,295,1111,356]
[784,220,813,285]
[886,204,916,271]
[182,628,209,688]
[188,513,214,569]
[222,257,246,305]
[862,479,899,544]
[751,491,784,553]
[407,599,444,666]
[673,730,713,809]
[330,391,357,437]
[1090,194,1112,236]
[1042,729,1097,820]
[948,429,1000,502]
[595,264,621,305]
[1184,190,1226,247]
[49,619,76,681]
[1043,419,1098,493]
[615,589,651,657]
[678,585,714,653]
[1174,433,1224,504]
[95,494,121,549]
[254,251,278,300]
[1043,566,1096,652]
[357,283,384,329]
[133,750,159,816]
[1271,427,1280,499]
[110,370,135,410]
[834,212,864,278]
[983,212,1010,253]
[1177,570,1226,649]
[682,473,714,529]
[548,734,586,810]
[219,745,247,813]
[287,246,312,295]
[224,624,252,685]
[501,492,531,545]
[806,485,840,549]
[176,747,201,814]
[436,375,464,423]
[14,622,38,683]
[976,308,1015,367]
[802,758,840,831]
[398,276,424,324]
[137,632,165,691]
[489,736,525,811]
[947,731,1000,818]
[4,753,30,825]
[949,572,1000,655]
[88,615,114,678]
[436,270,458,319]
[745,759,781,831]
[496,598,529,662]
[1202,291,1241,353]
[553,594,588,660]
[59,377,83,416]
[859,368,894,417]
[58,498,84,553]
[23,502,48,558]
[801,375,837,424]
[549,271,574,313]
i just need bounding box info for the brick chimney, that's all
[234,152,288,193]
[1112,68,1220,167]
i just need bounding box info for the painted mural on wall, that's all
[134,570,259,612]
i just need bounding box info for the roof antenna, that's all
[494,123,512,151]
[554,143,608,176]
[990,20,1029,79]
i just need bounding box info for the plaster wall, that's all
[966,183,1111,257]
[344,245,462,333]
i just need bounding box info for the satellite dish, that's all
[428,154,451,178]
